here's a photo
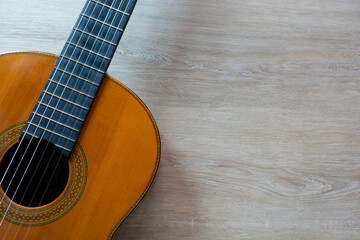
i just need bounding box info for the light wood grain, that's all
[1,0,360,239]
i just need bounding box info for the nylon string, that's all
[4,0,133,239]
[0,2,129,234]
[0,0,96,230]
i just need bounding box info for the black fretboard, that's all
[21,0,137,156]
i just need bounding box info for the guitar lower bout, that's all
[0,52,160,239]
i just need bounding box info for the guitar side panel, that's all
[0,52,160,239]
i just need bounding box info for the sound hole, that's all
[0,139,69,207]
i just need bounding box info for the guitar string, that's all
[0,0,114,236]
[17,0,124,217]
[2,0,133,233]
[12,0,112,231]
[13,0,112,218]
[0,22,96,234]
[0,1,100,233]
[20,1,132,237]
[0,0,115,237]
[0,0,97,232]
[10,0,132,238]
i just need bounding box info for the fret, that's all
[49,79,94,99]
[91,0,130,16]
[68,29,117,62]
[61,55,105,74]
[54,67,100,87]
[23,132,38,141]
[28,119,79,143]
[23,132,73,153]
[27,122,76,142]
[56,60,103,86]
[33,103,84,130]
[38,102,85,122]
[67,41,110,61]
[75,16,123,44]
[24,124,76,152]
[38,96,88,121]
[73,28,116,46]
[42,91,90,111]
[50,71,98,98]
[45,80,94,109]
[53,144,72,153]
[23,0,138,156]
[81,13,124,33]
[33,112,80,133]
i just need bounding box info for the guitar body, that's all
[0,52,160,239]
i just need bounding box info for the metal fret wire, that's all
[14,0,135,237]
[46,0,132,150]
[24,0,133,155]
[0,0,134,231]
[22,1,109,154]
[27,0,131,154]
[25,10,110,152]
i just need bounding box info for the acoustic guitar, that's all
[0,0,160,239]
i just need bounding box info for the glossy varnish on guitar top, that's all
[0,52,160,239]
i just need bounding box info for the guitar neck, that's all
[21,0,137,156]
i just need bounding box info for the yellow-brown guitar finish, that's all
[0,52,160,239]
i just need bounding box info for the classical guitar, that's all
[0,0,160,239]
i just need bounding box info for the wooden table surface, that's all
[1,0,360,239]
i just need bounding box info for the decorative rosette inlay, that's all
[0,123,87,227]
